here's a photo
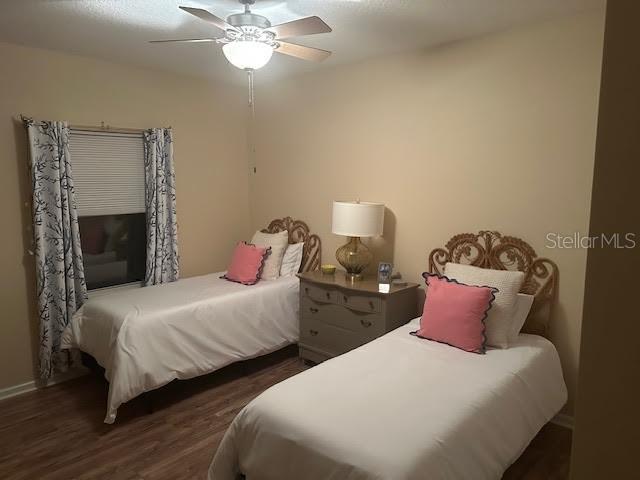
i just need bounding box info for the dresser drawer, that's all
[301,282,337,304]
[299,318,362,357]
[339,291,382,313]
[301,297,384,335]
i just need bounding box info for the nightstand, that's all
[297,271,420,363]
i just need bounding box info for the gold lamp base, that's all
[335,237,373,281]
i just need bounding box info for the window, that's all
[69,130,147,290]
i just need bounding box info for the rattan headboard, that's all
[262,217,322,273]
[428,231,558,338]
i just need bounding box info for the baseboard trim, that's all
[551,413,575,430]
[0,380,37,401]
[0,368,89,402]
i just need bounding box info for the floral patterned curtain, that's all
[25,118,87,379]
[143,128,179,286]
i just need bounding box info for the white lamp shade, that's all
[223,41,273,70]
[332,201,385,237]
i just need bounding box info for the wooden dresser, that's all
[297,271,419,363]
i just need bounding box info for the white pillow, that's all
[444,262,524,349]
[509,293,535,342]
[251,230,288,280]
[280,242,304,277]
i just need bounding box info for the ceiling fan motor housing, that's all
[227,12,271,30]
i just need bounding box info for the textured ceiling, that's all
[0,0,604,84]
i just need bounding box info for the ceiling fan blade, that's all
[268,16,331,39]
[149,38,219,44]
[275,41,331,62]
[179,6,235,33]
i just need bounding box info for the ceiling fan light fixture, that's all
[223,40,273,70]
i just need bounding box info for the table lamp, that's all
[332,201,385,281]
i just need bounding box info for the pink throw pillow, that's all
[222,242,271,285]
[413,273,497,354]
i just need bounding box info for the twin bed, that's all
[62,217,321,423]
[208,231,566,480]
[210,320,566,479]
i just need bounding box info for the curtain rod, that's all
[18,116,171,134]
[71,121,172,133]
[70,123,147,134]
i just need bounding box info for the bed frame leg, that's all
[145,393,155,415]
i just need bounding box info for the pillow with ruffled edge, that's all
[222,242,271,286]
[412,272,497,354]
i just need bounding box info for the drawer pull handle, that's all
[361,319,373,328]
[369,301,375,309]
[326,292,331,300]
[309,329,319,336]
[343,295,348,303]
[309,307,319,313]
[305,287,309,294]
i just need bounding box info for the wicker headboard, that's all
[428,231,559,338]
[261,217,322,273]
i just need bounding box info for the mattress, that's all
[62,273,300,423]
[209,318,567,480]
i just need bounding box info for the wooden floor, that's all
[0,347,572,480]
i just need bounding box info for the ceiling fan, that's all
[150,0,332,71]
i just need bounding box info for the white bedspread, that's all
[62,273,300,424]
[209,318,567,480]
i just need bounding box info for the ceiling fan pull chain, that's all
[247,69,255,117]
[247,69,257,175]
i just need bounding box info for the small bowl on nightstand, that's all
[321,264,336,275]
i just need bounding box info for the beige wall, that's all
[0,42,250,389]
[571,1,640,477]
[251,11,605,414]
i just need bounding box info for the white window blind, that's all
[69,130,145,216]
